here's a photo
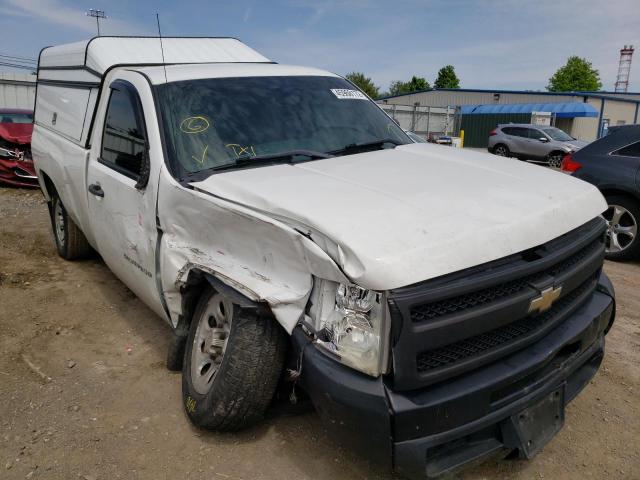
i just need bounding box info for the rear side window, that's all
[612,141,640,158]
[502,127,526,137]
[101,85,146,179]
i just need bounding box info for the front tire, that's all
[51,195,91,260]
[603,195,640,261]
[182,287,287,431]
[547,151,565,168]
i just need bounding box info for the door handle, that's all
[88,183,105,198]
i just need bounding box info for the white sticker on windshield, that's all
[330,88,368,100]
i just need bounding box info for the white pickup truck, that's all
[33,37,616,478]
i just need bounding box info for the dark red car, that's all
[0,108,38,188]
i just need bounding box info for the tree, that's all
[547,56,602,92]
[434,65,460,89]
[345,72,379,98]
[387,76,430,96]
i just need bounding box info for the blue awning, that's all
[460,102,598,118]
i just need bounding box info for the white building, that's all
[0,72,37,110]
[379,88,640,144]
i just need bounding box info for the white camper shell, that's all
[36,37,271,145]
[32,37,615,479]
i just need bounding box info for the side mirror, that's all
[539,137,549,143]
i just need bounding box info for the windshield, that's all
[406,131,427,143]
[542,127,573,142]
[157,76,409,177]
[0,113,33,124]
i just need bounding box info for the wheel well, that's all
[39,171,57,201]
[177,269,209,332]
[548,150,565,158]
[599,188,640,203]
[177,269,270,332]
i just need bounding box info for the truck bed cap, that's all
[137,63,336,85]
[38,36,271,85]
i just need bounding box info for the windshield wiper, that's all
[330,138,403,156]
[183,149,333,182]
[213,149,332,171]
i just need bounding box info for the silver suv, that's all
[488,124,588,167]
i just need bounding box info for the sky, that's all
[1,0,639,93]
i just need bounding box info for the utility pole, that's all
[86,9,107,36]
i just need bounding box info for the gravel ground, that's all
[0,187,638,480]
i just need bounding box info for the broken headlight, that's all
[316,283,389,377]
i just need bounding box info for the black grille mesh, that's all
[410,237,602,323]
[415,275,596,373]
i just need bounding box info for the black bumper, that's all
[293,272,615,479]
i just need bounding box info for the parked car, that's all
[405,130,427,143]
[0,108,38,187]
[489,123,587,167]
[428,132,452,145]
[33,37,615,479]
[562,124,640,260]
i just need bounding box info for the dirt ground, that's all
[0,187,638,480]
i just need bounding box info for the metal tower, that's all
[86,9,107,36]
[614,45,634,93]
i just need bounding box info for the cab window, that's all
[100,83,147,179]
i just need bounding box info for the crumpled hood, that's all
[191,143,606,290]
[0,123,33,144]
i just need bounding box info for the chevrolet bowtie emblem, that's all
[528,285,563,314]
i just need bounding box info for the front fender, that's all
[158,176,348,332]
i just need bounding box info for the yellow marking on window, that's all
[226,143,256,158]
[191,144,208,165]
[180,116,210,134]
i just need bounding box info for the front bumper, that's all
[293,272,615,479]
[0,158,39,188]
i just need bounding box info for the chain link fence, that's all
[377,103,461,141]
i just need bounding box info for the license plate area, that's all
[501,386,565,458]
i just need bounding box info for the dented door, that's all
[86,72,166,319]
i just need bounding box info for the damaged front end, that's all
[0,133,38,188]
[305,280,391,377]
[157,177,352,335]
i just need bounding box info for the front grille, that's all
[388,217,607,391]
[415,274,596,372]
[410,237,601,323]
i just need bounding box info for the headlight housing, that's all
[315,282,389,376]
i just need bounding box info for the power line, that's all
[0,53,37,63]
[0,57,36,67]
[0,61,36,69]
[0,61,37,71]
